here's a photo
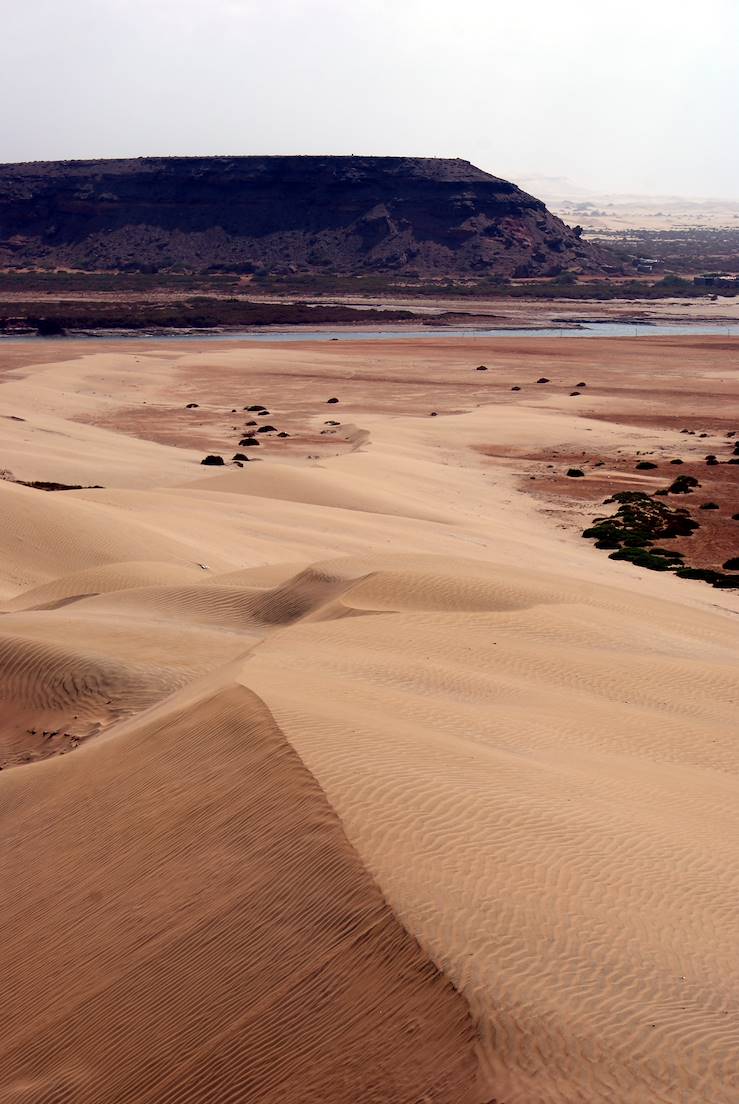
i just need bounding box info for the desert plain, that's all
[0,333,737,1104]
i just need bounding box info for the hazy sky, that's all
[2,0,737,198]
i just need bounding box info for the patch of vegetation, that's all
[662,474,700,494]
[252,271,738,301]
[0,298,417,333]
[588,227,739,275]
[582,489,737,589]
[0,271,239,293]
[609,546,684,571]
[675,567,739,588]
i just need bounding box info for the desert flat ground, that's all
[0,334,737,1104]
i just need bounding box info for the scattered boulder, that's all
[277,431,290,438]
[699,502,719,510]
[635,461,658,470]
[257,425,277,433]
[476,365,488,371]
[245,419,258,426]
[185,403,199,409]
[669,458,683,464]
[326,397,339,404]
[232,453,250,462]
[324,420,341,426]
[724,557,739,570]
[511,386,521,391]
[728,458,739,465]
[238,437,260,447]
[430,411,438,416]
[570,391,581,396]
[245,405,266,412]
[575,382,587,388]
[536,377,550,384]
[258,410,271,416]
[566,468,585,478]
[200,454,224,466]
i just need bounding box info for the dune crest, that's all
[0,682,479,1103]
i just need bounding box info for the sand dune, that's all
[0,481,206,597]
[0,336,737,1103]
[182,462,447,521]
[243,559,739,1101]
[0,682,477,1103]
[3,561,204,612]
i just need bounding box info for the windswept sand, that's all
[0,335,737,1103]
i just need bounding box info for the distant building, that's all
[694,272,739,287]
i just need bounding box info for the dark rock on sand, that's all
[200,455,224,465]
[566,468,585,477]
[666,475,700,494]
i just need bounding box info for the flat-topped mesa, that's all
[0,155,619,276]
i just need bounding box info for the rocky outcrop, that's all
[0,156,619,277]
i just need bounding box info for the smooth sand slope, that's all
[1,683,476,1103]
[0,336,737,1103]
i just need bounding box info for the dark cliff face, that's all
[0,156,616,275]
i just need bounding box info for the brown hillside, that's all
[0,155,618,276]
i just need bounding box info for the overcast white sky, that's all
[2,0,737,198]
